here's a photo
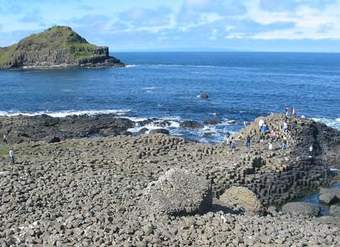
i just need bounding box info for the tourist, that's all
[3,134,8,144]
[9,149,14,164]
[224,132,231,145]
[245,135,251,150]
[258,119,264,130]
[309,145,313,157]
[282,121,288,133]
[269,130,276,140]
[292,107,296,117]
[262,123,269,133]
[282,138,288,150]
[285,107,289,117]
[269,142,273,151]
[230,138,236,153]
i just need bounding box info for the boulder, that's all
[329,205,340,217]
[219,186,264,215]
[136,128,148,135]
[198,92,209,99]
[281,202,320,217]
[142,168,212,216]
[319,188,340,205]
[149,129,170,135]
[180,120,203,129]
[203,119,221,125]
[48,136,61,143]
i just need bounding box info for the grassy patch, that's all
[0,144,9,159]
[0,45,17,67]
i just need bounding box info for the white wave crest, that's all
[0,109,131,118]
[312,117,340,130]
[126,64,137,68]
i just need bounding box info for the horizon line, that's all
[110,50,340,54]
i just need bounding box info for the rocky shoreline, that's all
[1,113,340,246]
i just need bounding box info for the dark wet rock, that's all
[136,118,156,126]
[203,118,222,125]
[180,120,203,129]
[149,129,170,135]
[219,186,264,215]
[48,136,61,143]
[0,114,134,144]
[199,92,209,99]
[281,202,320,217]
[141,168,212,216]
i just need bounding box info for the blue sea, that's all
[0,52,340,143]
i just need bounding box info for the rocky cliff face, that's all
[0,26,124,69]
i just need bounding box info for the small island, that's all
[0,26,124,69]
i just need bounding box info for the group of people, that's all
[2,134,14,164]
[223,106,317,159]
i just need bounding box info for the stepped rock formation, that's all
[0,26,124,69]
[1,113,340,245]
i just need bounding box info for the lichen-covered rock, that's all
[219,186,264,215]
[281,202,320,217]
[141,168,212,216]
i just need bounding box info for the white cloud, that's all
[239,0,340,40]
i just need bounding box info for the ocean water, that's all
[0,52,340,143]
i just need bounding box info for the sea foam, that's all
[0,109,130,118]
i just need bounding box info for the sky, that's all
[1,0,340,52]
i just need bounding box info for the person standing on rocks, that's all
[245,135,251,150]
[269,142,273,151]
[282,121,288,133]
[224,132,231,146]
[285,107,289,117]
[230,138,236,153]
[282,138,288,150]
[292,107,296,117]
[9,149,14,164]
[3,134,8,144]
[269,130,276,140]
[309,145,313,158]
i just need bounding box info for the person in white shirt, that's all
[9,149,14,164]
[309,145,313,157]
[269,142,273,151]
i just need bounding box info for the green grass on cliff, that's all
[0,45,17,66]
[0,26,101,66]
[0,144,9,159]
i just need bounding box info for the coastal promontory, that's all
[0,26,124,69]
